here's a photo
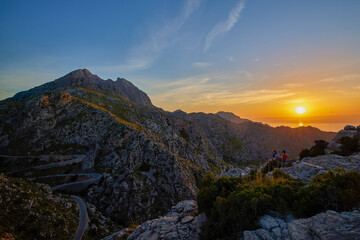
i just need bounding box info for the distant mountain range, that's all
[0,69,335,225]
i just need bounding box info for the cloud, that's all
[319,74,360,83]
[204,0,246,52]
[227,56,236,62]
[253,58,260,62]
[149,71,293,108]
[99,0,201,73]
[282,83,303,88]
[193,62,213,67]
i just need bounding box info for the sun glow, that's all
[299,123,303,127]
[295,106,306,114]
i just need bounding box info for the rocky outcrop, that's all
[215,111,250,124]
[283,153,360,182]
[127,200,204,240]
[243,210,360,240]
[328,125,360,151]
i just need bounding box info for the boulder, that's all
[242,210,360,240]
[127,200,203,240]
[328,127,359,151]
[283,153,360,182]
[344,125,356,130]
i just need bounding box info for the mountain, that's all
[215,111,250,124]
[7,69,153,107]
[0,69,335,226]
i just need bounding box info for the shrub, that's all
[294,169,360,217]
[299,140,328,159]
[198,172,302,239]
[299,148,310,160]
[337,136,360,156]
[198,169,360,240]
[261,160,283,174]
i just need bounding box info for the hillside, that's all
[0,174,78,239]
[0,69,335,226]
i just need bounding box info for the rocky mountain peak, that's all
[65,68,101,81]
[6,69,153,106]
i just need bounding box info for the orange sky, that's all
[149,60,360,132]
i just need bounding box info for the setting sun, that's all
[299,123,303,127]
[295,106,306,115]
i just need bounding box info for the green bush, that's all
[299,140,328,159]
[197,169,360,240]
[299,148,311,160]
[198,172,302,240]
[261,160,283,174]
[294,169,360,217]
[335,136,360,156]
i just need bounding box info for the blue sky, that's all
[1,0,359,130]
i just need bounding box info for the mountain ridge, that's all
[5,69,153,107]
[0,69,336,226]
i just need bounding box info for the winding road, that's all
[48,173,101,240]
[2,155,101,240]
[71,195,89,240]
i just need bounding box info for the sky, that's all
[0,0,359,132]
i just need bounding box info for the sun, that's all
[295,106,306,114]
[299,123,303,127]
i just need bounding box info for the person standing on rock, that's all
[282,150,288,166]
[273,150,279,161]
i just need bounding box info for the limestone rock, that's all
[127,200,202,240]
[344,125,356,130]
[328,126,360,151]
[283,153,360,182]
[242,210,360,240]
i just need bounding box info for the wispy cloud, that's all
[227,56,237,62]
[98,0,201,73]
[319,74,360,83]
[149,71,293,109]
[282,83,303,88]
[193,62,213,67]
[204,0,246,52]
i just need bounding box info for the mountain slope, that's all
[0,175,79,239]
[0,69,335,226]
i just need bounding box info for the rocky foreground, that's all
[104,200,360,240]
[284,152,360,182]
[243,210,360,240]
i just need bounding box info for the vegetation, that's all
[333,136,360,156]
[197,169,360,240]
[299,139,329,160]
[261,160,283,174]
[0,174,78,239]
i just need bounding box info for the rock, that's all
[283,153,360,182]
[258,215,279,230]
[328,126,360,151]
[127,200,202,240]
[242,210,360,240]
[344,125,356,130]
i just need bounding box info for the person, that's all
[273,150,279,161]
[282,150,288,164]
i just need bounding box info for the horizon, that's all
[1,0,359,132]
